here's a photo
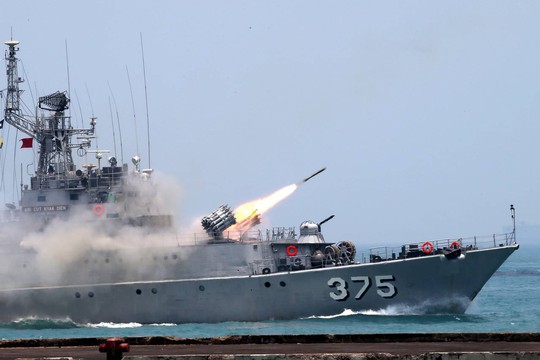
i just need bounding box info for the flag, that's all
[20,137,33,148]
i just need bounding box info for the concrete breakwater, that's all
[0,333,539,359]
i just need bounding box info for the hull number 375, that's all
[328,275,397,301]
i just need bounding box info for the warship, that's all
[0,40,518,324]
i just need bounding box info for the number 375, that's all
[327,275,397,301]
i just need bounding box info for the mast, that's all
[3,40,96,179]
[4,40,34,136]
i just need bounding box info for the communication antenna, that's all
[510,204,516,242]
[20,62,35,112]
[85,84,94,117]
[107,83,124,167]
[0,88,4,197]
[65,40,74,125]
[74,89,85,131]
[140,33,151,169]
[108,97,118,159]
[85,85,98,150]
[126,65,140,158]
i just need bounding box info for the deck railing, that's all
[363,232,516,263]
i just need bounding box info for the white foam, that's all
[305,308,361,319]
[305,297,471,319]
[85,322,143,328]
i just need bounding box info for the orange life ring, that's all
[286,245,298,257]
[450,241,460,249]
[93,204,105,216]
[421,241,434,254]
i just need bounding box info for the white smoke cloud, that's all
[3,171,194,288]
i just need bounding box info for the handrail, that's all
[367,232,516,263]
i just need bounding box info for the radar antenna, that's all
[38,91,70,112]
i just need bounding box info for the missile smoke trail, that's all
[226,167,326,233]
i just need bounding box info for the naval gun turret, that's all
[298,215,334,243]
[296,214,356,264]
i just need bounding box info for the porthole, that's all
[199,285,205,291]
[172,254,178,260]
[136,289,142,295]
[164,256,168,260]
[151,288,157,294]
[88,292,94,298]
[264,282,271,288]
[105,258,110,263]
[280,281,286,287]
[75,292,81,298]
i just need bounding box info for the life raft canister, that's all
[421,241,434,254]
[450,241,461,249]
[286,245,298,257]
[93,204,105,216]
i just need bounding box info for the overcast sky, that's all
[1,1,539,247]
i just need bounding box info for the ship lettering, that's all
[328,275,397,301]
[22,205,69,213]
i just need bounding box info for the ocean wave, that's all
[304,306,418,319]
[0,318,179,330]
[82,322,178,328]
[305,298,470,319]
[359,306,419,316]
[495,269,540,276]
[305,309,361,319]
[0,317,78,330]
[83,322,143,328]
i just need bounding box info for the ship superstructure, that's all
[2,40,170,229]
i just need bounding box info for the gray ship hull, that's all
[0,245,517,323]
[0,40,520,325]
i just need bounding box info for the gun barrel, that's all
[319,214,335,226]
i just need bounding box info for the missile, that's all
[301,167,326,184]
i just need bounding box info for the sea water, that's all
[0,244,538,340]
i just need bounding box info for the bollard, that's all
[98,337,130,360]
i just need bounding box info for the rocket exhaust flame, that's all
[227,183,298,233]
[202,167,326,238]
